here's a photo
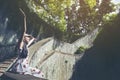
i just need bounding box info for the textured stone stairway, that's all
[0,57,17,76]
[0,57,47,80]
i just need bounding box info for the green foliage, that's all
[65,0,116,38]
[29,0,74,32]
[103,12,117,23]
[75,46,86,54]
[85,0,96,9]
[25,0,118,42]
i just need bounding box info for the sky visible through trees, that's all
[112,0,120,4]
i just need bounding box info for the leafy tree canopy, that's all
[25,0,118,42]
[26,0,74,32]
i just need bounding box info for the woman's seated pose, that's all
[10,8,45,78]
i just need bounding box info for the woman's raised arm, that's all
[19,8,27,49]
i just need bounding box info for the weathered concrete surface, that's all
[40,52,76,80]
[55,28,100,54]
[28,37,76,80]
[28,28,100,80]
[28,37,54,67]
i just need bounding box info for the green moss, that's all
[75,46,87,54]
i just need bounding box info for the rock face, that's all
[0,17,17,61]
[28,28,100,80]
[28,37,76,80]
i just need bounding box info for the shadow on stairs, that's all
[1,72,47,80]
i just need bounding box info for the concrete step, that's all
[0,57,17,76]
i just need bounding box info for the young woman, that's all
[11,8,45,78]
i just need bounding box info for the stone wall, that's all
[27,27,100,80]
